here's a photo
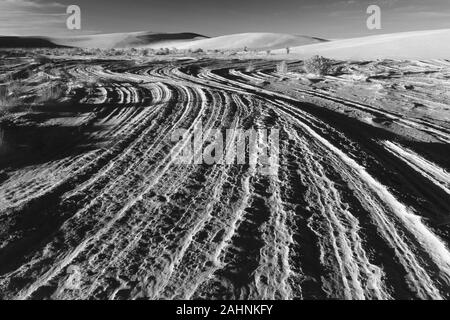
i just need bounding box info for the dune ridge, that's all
[144,33,327,51]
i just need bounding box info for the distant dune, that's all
[0,32,324,51]
[276,29,450,60]
[2,29,449,60]
[50,31,207,49]
[149,33,327,51]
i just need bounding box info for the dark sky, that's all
[1,0,450,38]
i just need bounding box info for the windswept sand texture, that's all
[0,53,449,300]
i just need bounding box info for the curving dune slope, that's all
[1,57,450,300]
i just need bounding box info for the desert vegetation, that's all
[304,55,334,75]
[1,45,309,62]
[0,79,29,117]
[276,60,288,74]
[246,61,255,72]
[0,76,66,120]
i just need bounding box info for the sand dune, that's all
[0,32,321,51]
[2,29,449,60]
[276,29,450,60]
[149,33,326,51]
[49,31,207,49]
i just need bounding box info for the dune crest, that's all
[145,33,327,51]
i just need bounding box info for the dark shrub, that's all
[304,55,333,76]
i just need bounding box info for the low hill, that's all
[0,36,66,48]
[50,31,207,49]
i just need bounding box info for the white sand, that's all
[145,33,325,51]
[274,29,450,60]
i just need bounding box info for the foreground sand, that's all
[0,54,449,299]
